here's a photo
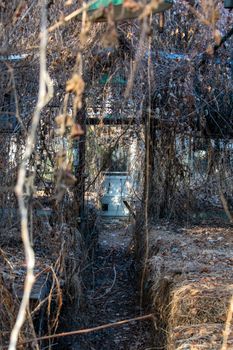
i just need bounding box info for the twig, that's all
[5,63,27,134]
[212,26,233,52]
[0,248,14,271]
[6,0,38,44]
[124,16,149,98]
[219,169,233,224]
[221,296,233,350]
[13,314,154,346]
[47,266,62,332]
[198,25,233,67]
[8,2,53,350]
[140,14,152,311]
[219,188,233,223]
[85,124,133,192]
[92,265,117,300]
[47,0,96,33]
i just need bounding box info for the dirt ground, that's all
[57,219,156,350]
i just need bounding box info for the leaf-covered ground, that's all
[57,219,156,350]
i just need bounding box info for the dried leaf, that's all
[55,114,65,126]
[80,19,91,46]
[65,115,73,127]
[65,0,73,5]
[66,74,85,96]
[123,0,142,12]
[55,114,74,135]
[56,151,66,169]
[13,1,27,24]
[102,27,118,48]
[55,114,66,136]
[70,123,84,139]
[63,171,77,186]
[206,45,214,55]
[214,29,221,45]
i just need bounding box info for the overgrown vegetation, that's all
[0,0,233,349]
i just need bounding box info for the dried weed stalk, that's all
[8,2,53,349]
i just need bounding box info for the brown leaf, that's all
[70,123,84,139]
[56,151,66,169]
[102,27,118,48]
[55,114,74,135]
[66,74,85,96]
[213,29,221,45]
[63,171,77,186]
[206,45,214,55]
[65,0,73,5]
[13,1,27,24]
[123,0,142,12]
[201,267,210,273]
[55,114,65,126]
[55,114,66,136]
[65,115,73,127]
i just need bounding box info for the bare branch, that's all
[13,314,154,347]
[47,0,97,33]
[8,1,53,349]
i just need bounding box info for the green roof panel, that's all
[88,0,173,21]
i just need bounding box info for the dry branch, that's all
[47,0,96,33]
[13,313,154,347]
[8,2,53,349]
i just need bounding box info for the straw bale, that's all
[148,228,233,324]
[147,224,233,350]
[169,279,233,327]
[168,323,233,350]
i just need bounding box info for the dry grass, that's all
[168,323,233,350]
[169,279,233,327]
[0,223,85,347]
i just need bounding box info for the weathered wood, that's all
[14,274,50,301]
